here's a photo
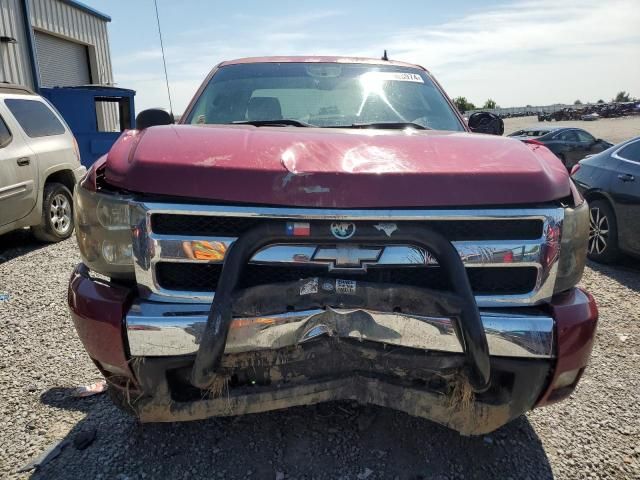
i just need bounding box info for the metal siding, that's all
[29,0,113,85]
[0,0,35,87]
[1,0,116,129]
[34,30,90,87]
[28,0,115,128]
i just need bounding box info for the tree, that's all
[574,99,582,105]
[453,96,476,113]
[614,91,631,102]
[597,99,605,104]
[483,99,498,109]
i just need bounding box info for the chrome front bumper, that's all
[126,301,555,359]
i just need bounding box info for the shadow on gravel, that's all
[34,388,554,479]
[0,228,48,264]
[586,257,640,291]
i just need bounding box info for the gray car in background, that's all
[0,84,85,242]
[571,136,640,263]
[508,126,612,170]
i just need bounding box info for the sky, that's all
[89,0,640,114]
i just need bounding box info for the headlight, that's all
[74,181,135,279]
[554,201,589,294]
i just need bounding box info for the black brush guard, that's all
[191,222,491,393]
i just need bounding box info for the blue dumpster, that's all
[40,86,136,167]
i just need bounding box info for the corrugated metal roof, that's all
[58,0,110,22]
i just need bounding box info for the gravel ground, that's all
[1,231,639,480]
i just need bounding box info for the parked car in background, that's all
[0,84,85,242]
[571,136,640,263]
[508,126,612,170]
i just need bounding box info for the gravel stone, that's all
[1,232,639,479]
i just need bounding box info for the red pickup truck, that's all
[68,56,597,435]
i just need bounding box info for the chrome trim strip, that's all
[137,202,559,221]
[125,301,555,359]
[611,138,639,164]
[151,235,544,268]
[130,203,564,307]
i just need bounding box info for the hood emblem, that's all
[330,222,356,240]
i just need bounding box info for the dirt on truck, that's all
[67,56,598,436]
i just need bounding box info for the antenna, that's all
[153,0,174,116]
[381,50,389,61]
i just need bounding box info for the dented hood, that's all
[105,124,570,207]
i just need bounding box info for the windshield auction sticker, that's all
[360,72,424,83]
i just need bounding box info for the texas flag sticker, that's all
[286,222,311,236]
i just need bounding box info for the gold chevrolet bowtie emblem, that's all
[312,245,382,270]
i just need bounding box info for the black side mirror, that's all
[468,112,504,136]
[135,109,174,130]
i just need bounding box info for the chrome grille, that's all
[151,214,544,241]
[156,263,539,295]
[130,203,564,307]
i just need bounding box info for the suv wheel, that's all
[588,199,619,263]
[32,183,74,242]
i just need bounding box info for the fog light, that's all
[102,240,133,265]
[553,368,581,389]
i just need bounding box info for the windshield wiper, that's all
[341,122,430,130]
[232,119,313,127]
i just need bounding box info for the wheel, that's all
[587,199,620,263]
[32,183,74,242]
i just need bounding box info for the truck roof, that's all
[218,56,427,71]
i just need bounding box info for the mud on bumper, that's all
[68,221,598,435]
[131,347,550,436]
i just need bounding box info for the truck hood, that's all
[105,124,570,208]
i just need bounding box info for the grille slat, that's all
[155,263,538,296]
[151,214,543,241]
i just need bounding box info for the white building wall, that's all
[0,0,113,88]
[29,0,114,86]
[0,0,115,128]
[0,0,34,87]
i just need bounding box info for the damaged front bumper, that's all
[68,264,597,435]
[126,300,555,359]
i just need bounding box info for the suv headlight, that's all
[554,201,589,294]
[74,180,135,279]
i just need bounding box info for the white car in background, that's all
[0,84,85,242]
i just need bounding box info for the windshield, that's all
[184,63,464,131]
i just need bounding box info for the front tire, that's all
[32,183,74,242]
[587,199,620,263]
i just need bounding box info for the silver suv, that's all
[0,84,85,242]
